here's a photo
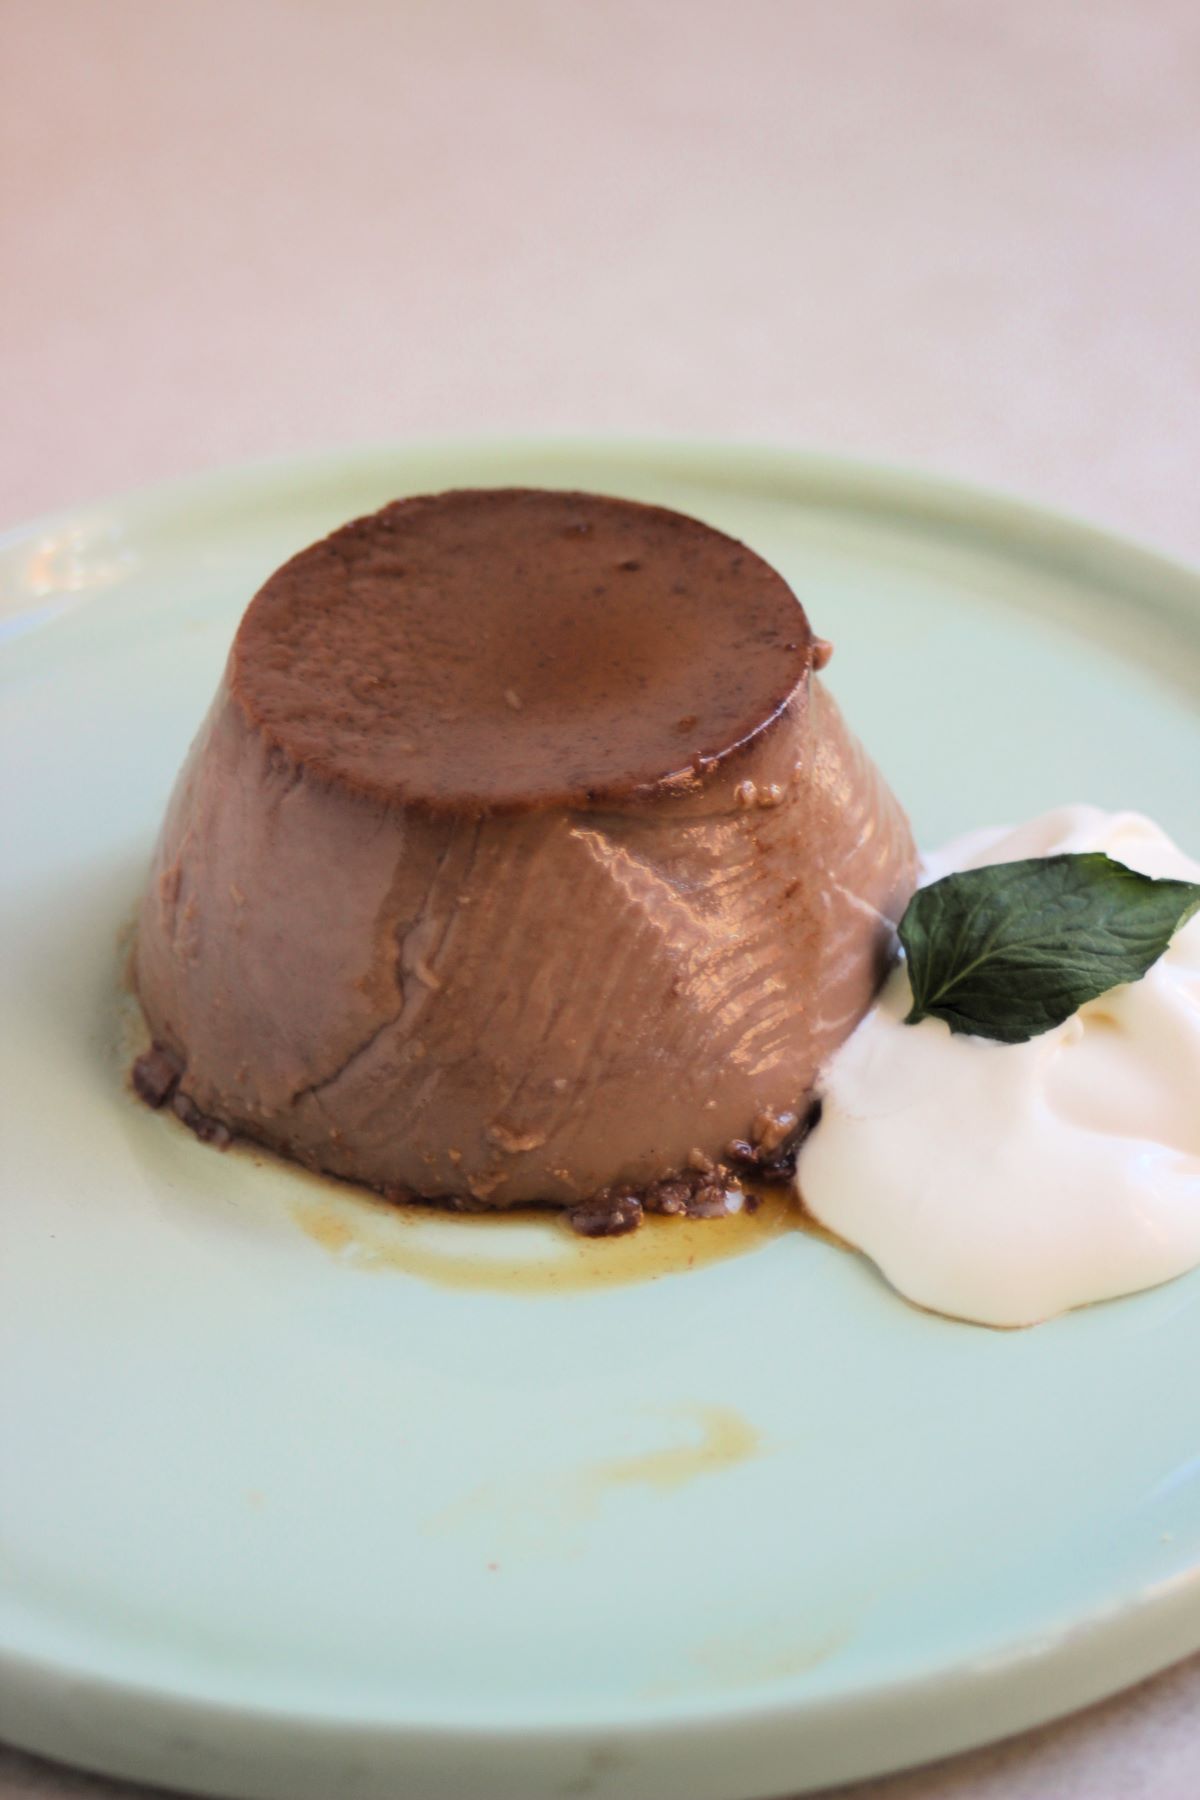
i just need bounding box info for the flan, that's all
[133,488,917,1226]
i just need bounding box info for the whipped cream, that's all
[797,806,1200,1327]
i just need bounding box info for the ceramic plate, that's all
[3,442,1200,1800]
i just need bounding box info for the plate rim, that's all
[3,1561,1199,1799]
[4,428,1200,600]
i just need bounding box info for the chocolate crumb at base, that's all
[131,1044,182,1109]
[725,1098,821,1183]
[133,1055,797,1238]
[565,1164,752,1236]
[564,1192,645,1237]
[170,1089,233,1149]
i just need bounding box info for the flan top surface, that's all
[230,488,814,811]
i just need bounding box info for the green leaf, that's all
[899,853,1200,1043]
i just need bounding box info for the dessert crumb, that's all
[566,1191,644,1237]
[131,1045,182,1109]
[170,1089,232,1149]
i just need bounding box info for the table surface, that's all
[3,2,1199,1796]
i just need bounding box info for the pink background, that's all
[4,2,1200,1796]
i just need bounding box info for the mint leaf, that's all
[900,853,1200,1043]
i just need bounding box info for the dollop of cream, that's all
[797,806,1200,1327]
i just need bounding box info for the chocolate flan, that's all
[133,488,917,1223]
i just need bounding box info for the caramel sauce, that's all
[580,1405,760,1494]
[425,1403,765,1543]
[119,973,838,1295]
[290,1180,799,1295]
[792,1189,854,1253]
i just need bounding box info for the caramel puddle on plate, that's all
[290,1178,803,1295]
[581,1404,760,1495]
[116,948,842,1297]
[115,969,796,1291]
[426,1404,766,1551]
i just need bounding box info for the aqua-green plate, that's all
[3,441,1200,1800]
